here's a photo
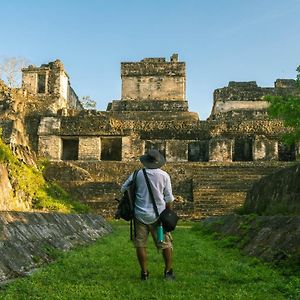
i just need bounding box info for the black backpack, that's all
[115,170,138,221]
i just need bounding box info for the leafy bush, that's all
[267,65,300,146]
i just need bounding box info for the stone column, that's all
[166,140,188,162]
[78,137,101,160]
[38,117,61,160]
[209,138,233,162]
[38,135,62,160]
[122,135,145,161]
[253,136,278,161]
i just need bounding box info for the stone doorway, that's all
[233,138,253,161]
[101,137,122,161]
[188,141,209,162]
[278,143,296,161]
[61,138,79,160]
[37,73,46,94]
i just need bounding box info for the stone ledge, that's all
[201,214,300,264]
[0,212,112,282]
[109,100,189,112]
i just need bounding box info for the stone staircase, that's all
[190,165,271,218]
[45,161,295,219]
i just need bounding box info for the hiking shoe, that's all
[164,269,175,280]
[140,270,149,280]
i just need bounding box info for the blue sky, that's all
[1,0,300,119]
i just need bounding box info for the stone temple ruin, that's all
[34,54,299,163]
[0,54,299,218]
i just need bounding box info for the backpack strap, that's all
[142,168,160,218]
[130,169,139,240]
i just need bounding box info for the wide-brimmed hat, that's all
[140,149,166,169]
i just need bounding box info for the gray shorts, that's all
[134,218,173,249]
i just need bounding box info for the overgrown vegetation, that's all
[267,65,300,148]
[194,218,300,276]
[0,135,89,213]
[0,222,298,299]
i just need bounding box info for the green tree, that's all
[80,96,97,110]
[0,56,29,87]
[267,65,300,145]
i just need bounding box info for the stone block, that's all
[78,137,101,160]
[122,135,144,162]
[166,140,188,162]
[253,136,278,161]
[38,117,61,135]
[122,76,185,101]
[38,135,61,160]
[121,56,186,101]
[209,138,233,162]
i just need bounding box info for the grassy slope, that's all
[0,222,299,300]
[0,136,88,213]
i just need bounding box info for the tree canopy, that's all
[0,57,29,87]
[80,96,97,110]
[267,65,300,145]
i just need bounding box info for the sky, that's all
[1,0,300,119]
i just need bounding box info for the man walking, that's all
[121,149,175,280]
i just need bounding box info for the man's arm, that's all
[164,173,175,207]
[166,202,172,209]
[120,173,134,193]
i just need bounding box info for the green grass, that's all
[0,221,299,300]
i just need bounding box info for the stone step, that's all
[67,161,293,182]
[58,181,121,201]
[45,161,295,218]
[193,183,255,190]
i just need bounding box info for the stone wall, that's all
[244,163,300,215]
[108,100,189,111]
[121,54,185,101]
[43,160,292,219]
[201,214,300,264]
[0,212,112,282]
[211,80,298,117]
[37,111,293,163]
[209,138,233,162]
[22,60,82,113]
[253,136,278,161]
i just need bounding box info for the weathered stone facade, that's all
[0,60,82,165]
[0,212,111,282]
[244,163,300,215]
[22,60,82,113]
[1,54,299,218]
[121,54,185,101]
[30,55,299,164]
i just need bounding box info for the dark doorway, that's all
[188,141,209,162]
[233,137,253,161]
[62,139,79,160]
[37,74,46,93]
[101,138,122,161]
[278,143,296,161]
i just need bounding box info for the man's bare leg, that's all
[162,247,172,272]
[136,247,147,273]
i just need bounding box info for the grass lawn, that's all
[0,221,299,300]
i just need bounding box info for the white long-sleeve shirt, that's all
[121,168,174,224]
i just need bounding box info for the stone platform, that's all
[44,161,295,219]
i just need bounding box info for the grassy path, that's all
[0,222,299,300]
